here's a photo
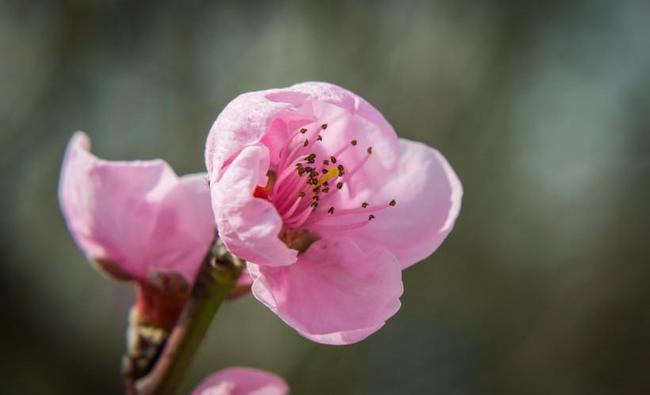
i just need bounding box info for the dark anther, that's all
[322,188,330,193]
[322,168,328,174]
[336,182,343,189]
[323,159,330,166]
[330,156,337,164]
[351,139,358,146]
[298,192,306,197]
[303,139,309,147]
[389,199,397,206]
[367,146,373,154]
[321,123,328,129]
[328,207,335,214]
[368,214,376,220]
[300,128,308,134]
[362,202,369,208]
[317,135,323,141]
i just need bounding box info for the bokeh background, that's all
[2,0,649,394]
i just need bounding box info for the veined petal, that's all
[205,90,294,179]
[285,82,400,164]
[59,132,214,283]
[143,173,215,281]
[211,145,297,266]
[205,81,401,181]
[318,138,463,269]
[249,238,403,345]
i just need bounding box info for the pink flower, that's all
[191,367,289,395]
[59,132,216,327]
[205,82,462,344]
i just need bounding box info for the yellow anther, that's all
[318,167,340,185]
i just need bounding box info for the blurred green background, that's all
[2,0,649,394]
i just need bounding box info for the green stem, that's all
[135,242,242,395]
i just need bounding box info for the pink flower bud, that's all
[59,132,216,327]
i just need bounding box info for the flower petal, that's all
[143,173,215,281]
[205,90,294,179]
[289,81,399,153]
[319,138,462,269]
[59,132,214,283]
[191,367,289,395]
[205,81,401,180]
[249,238,403,345]
[211,145,297,266]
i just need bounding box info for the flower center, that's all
[254,123,396,248]
[278,227,320,253]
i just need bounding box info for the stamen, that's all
[273,172,309,212]
[282,194,304,218]
[285,204,314,228]
[279,126,319,168]
[271,124,387,231]
[331,144,351,159]
[343,148,372,179]
[305,202,393,225]
[389,199,396,206]
[307,220,374,232]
